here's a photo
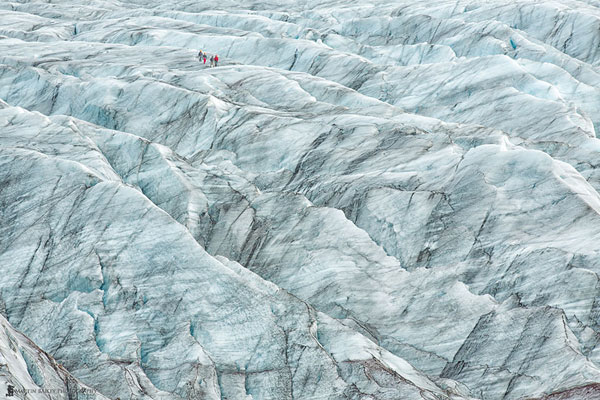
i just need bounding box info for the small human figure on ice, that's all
[199,52,219,67]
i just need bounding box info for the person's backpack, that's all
[215,55,219,62]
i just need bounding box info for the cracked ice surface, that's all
[0,313,111,400]
[1,0,600,399]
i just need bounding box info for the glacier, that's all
[1,0,600,399]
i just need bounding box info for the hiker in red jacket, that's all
[203,53,207,64]
[214,54,219,67]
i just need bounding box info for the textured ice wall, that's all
[1,0,600,399]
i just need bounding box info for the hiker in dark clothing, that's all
[210,55,215,67]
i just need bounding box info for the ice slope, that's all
[0,313,110,400]
[0,0,600,399]
[0,103,469,399]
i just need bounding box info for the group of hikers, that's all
[198,50,219,67]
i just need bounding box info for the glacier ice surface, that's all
[1,0,600,399]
